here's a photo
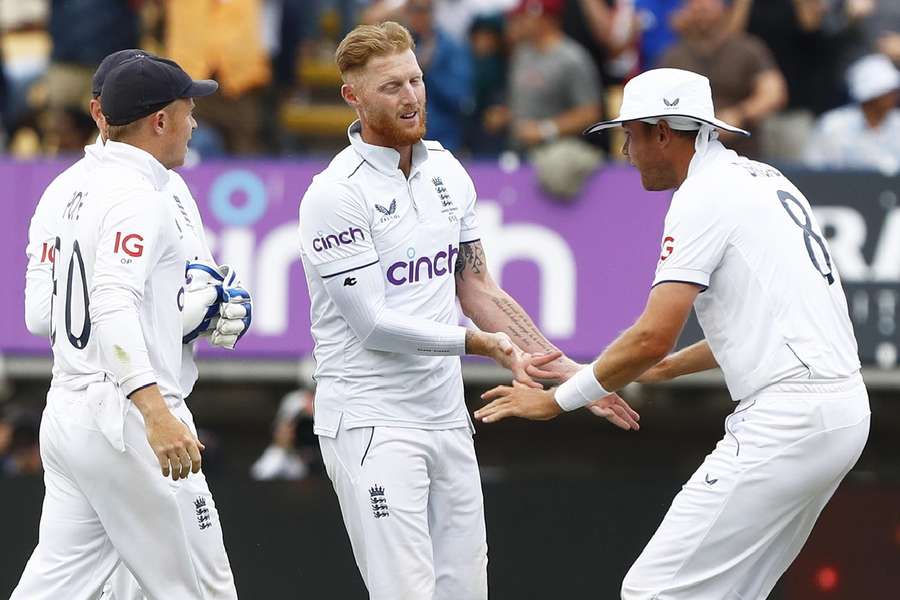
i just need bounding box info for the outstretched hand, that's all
[484,332,562,389]
[474,381,641,431]
[475,380,562,422]
[586,393,640,430]
[525,355,582,384]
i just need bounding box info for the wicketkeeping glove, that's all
[209,264,252,350]
[182,260,227,344]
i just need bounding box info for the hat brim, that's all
[584,113,750,137]
[182,79,219,98]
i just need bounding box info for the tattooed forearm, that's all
[489,295,555,353]
[455,239,559,356]
[454,240,485,281]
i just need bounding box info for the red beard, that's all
[365,104,428,147]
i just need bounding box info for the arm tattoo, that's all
[489,295,555,353]
[454,240,485,281]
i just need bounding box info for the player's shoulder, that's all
[301,154,365,216]
[87,165,170,216]
[317,144,369,181]
[422,139,468,175]
[424,139,446,153]
[674,150,749,213]
[165,168,191,195]
[306,146,368,193]
[38,157,90,201]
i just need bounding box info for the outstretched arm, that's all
[455,239,638,428]
[638,340,719,383]
[475,282,700,424]
[454,240,580,380]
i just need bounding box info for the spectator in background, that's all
[742,0,851,161]
[805,54,900,175]
[841,0,900,65]
[0,1,49,155]
[43,0,140,153]
[635,0,682,69]
[404,0,472,152]
[165,0,272,155]
[466,13,508,155]
[564,0,640,84]
[0,406,11,457]
[875,1,900,65]
[489,0,603,199]
[250,389,318,480]
[363,0,518,44]
[660,0,787,158]
[0,406,41,477]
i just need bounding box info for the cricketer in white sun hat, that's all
[584,68,750,136]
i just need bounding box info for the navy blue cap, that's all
[101,55,218,126]
[92,49,156,97]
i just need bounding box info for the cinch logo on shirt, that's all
[387,244,458,286]
[312,227,365,252]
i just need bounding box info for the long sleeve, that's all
[299,178,467,355]
[322,260,466,355]
[24,188,61,337]
[90,194,166,396]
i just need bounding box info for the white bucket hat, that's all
[585,68,750,136]
[847,54,900,103]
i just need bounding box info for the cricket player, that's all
[475,68,871,599]
[12,55,242,600]
[298,21,639,600]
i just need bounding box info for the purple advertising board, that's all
[3,159,672,361]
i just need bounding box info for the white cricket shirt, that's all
[25,137,212,397]
[653,140,861,400]
[299,122,480,435]
[50,141,189,407]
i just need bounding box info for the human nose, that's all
[400,82,418,105]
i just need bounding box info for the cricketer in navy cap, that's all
[91,49,157,98]
[101,55,218,126]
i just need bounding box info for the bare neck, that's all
[672,145,697,189]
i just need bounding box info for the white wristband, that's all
[554,363,610,411]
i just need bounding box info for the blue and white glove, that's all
[209,264,252,350]
[182,260,227,344]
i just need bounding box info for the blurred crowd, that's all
[0,0,899,184]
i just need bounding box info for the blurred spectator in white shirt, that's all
[804,53,900,175]
[250,389,316,481]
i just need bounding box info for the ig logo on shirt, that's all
[113,231,145,263]
[660,236,675,261]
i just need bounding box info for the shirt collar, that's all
[685,138,727,180]
[102,140,171,191]
[347,120,430,177]
[84,134,105,162]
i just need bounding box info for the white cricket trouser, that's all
[320,424,488,600]
[11,384,237,600]
[621,372,870,600]
[97,471,236,600]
